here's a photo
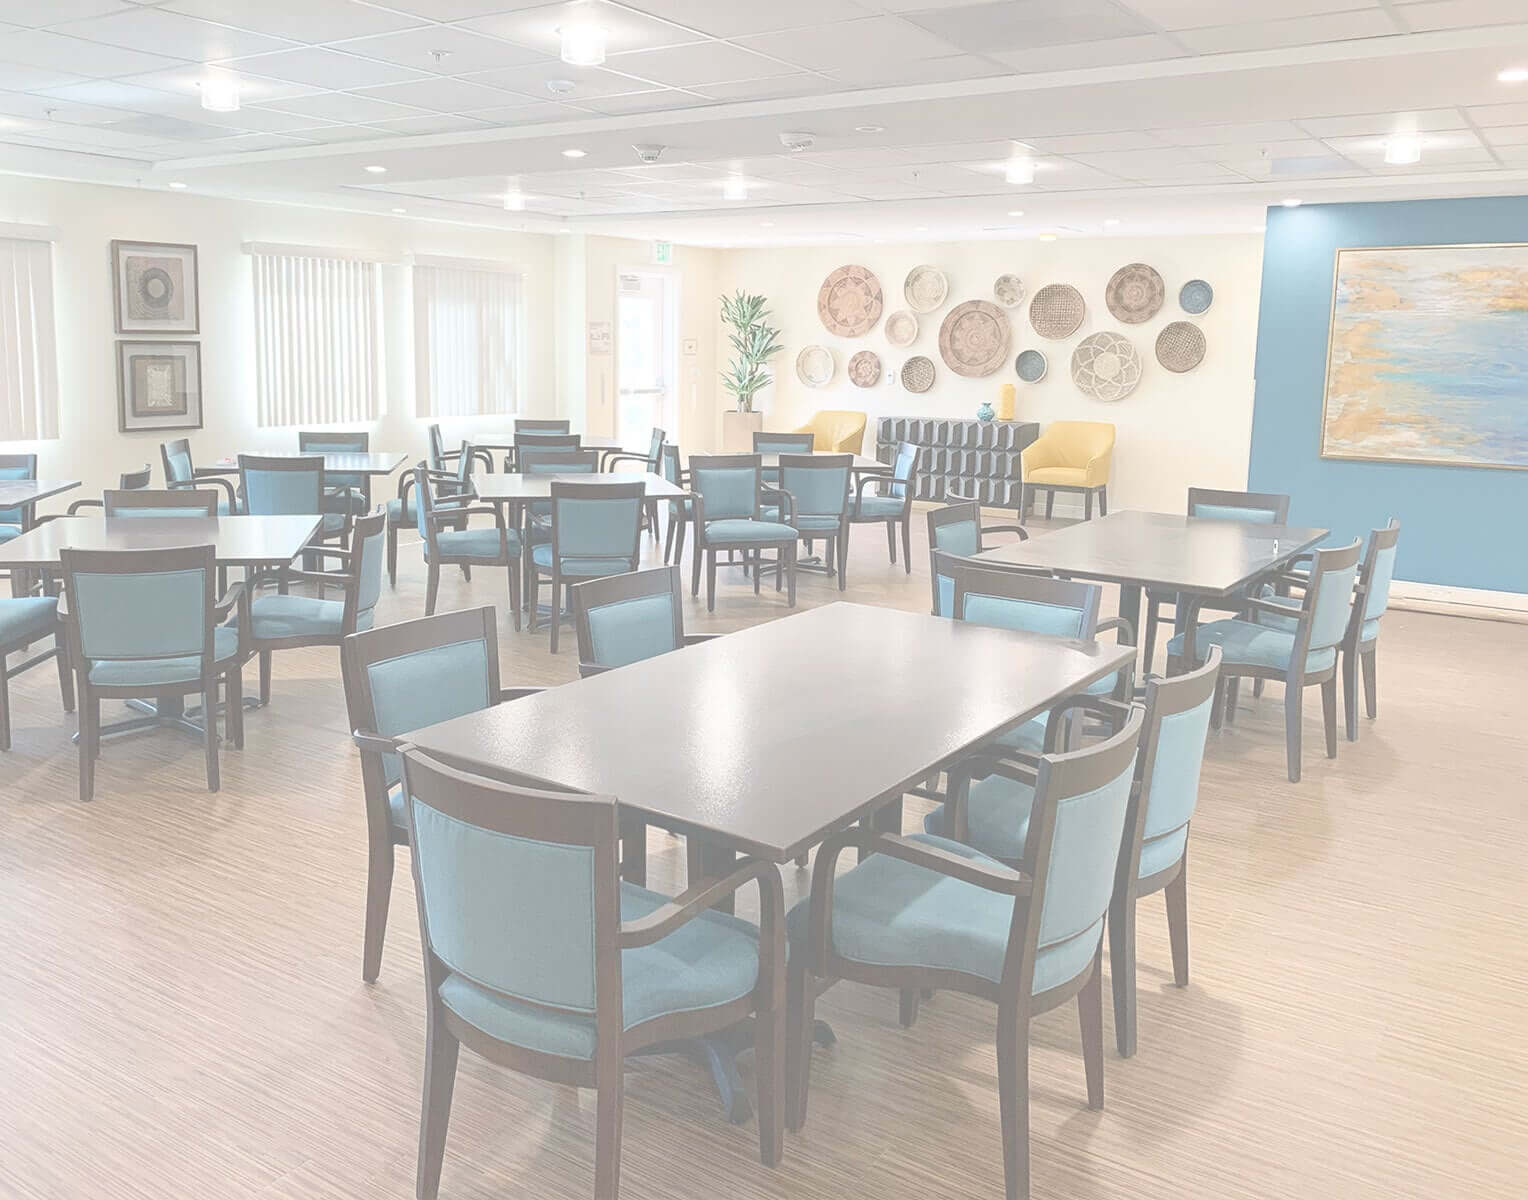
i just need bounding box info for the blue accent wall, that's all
[1249,197,1528,594]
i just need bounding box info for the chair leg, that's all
[1340,649,1359,741]
[506,559,522,633]
[1223,677,1241,724]
[527,566,540,632]
[593,1054,624,1200]
[1320,676,1338,759]
[675,516,687,568]
[786,544,797,607]
[1252,678,1265,698]
[1078,947,1104,1109]
[1098,486,1107,516]
[202,684,220,793]
[837,529,849,592]
[775,546,783,592]
[995,1004,1031,1200]
[1361,647,1378,719]
[755,954,785,1168]
[258,650,272,707]
[424,562,440,616]
[362,840,393,984]
[549,570,561,654]
[886,520,897,563]
[1142,598,1159,677]
[0,661,10,752]
[55,634,74,714]
[785,953,815,1131]
[753,549,762,596]
[1044,488,1054,519]
[1108,891,1137,1057]
[1083,490,1093,521]
[459,563,471,582]
[664,511,678,564]
[1165,856,1190,987]
[1209,676,1226,730]
[416,1010,460,1200]
[1284,684,1303,783]
[77,681,96,803]
[899,988,920,1027]
[386,524,398,586]
[691,536,703,598]
[706,550,717,613]
[1020,484,1033,522]
[900,514,912,574]
[226,666,244,750]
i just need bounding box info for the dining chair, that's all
[0,593,72,751]
[517,447,602,568]
[571,565,715,678]
[102,488,218,518]
[689,455,799,612]
[63,465,154,515]
[849,441,919,574]
[426,424,491,475]
[658,444,691,566]
[1166,539,1361,782]
[509,430,581,472]
[529,481,644,653]
[61,544,250,802]
[516,418,572,434]
[238,454,351,574]
[752,431,814,486]
[778,452,852,590]
[604,426,666,541]
[298,429,371,515]
[414,462,521,628]
[395,744,785,1199]
[389,441,482,588]
[247,510,386,707]
[1141,487,1292,676]
[161,438,239,513]
[785,704,1145,1200]
[0,454,37,550]
[925,499,1029,616]
[341,605,545,982]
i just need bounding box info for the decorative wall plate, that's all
[1029,283,1086,339]
[1071,331,1142,401]
[1156,321,1206,373]
[1015,349,1048,382]
[900,355,935,393]
[848,349,882,388]
[1179,279,1214,315]
[993,274,1025,308]
[796,344,835,388]
[885,309,919,347]
[903,265,948,314]
[939,299,1011,378]
[1105,262,1165,324]
[817,264,883,336]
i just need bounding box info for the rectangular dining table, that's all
[0,479,82,512]
[205,451,408,477]
[978,509,1329,664]
[688,450,888,472]
[470,470,688,504]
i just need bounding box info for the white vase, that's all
[720,409,763,451]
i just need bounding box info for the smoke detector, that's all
[546,79,576,96]
[632,143,665,164]
[778,130,815,153]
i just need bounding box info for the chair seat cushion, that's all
[431,528,520,560]
[0,523,22,544]
[0,596,58,648]
[1138,827,1188,880]
[705,518,797,543]
[853,496,905,519]
[1166,619,1335,673]
[384,496,416,525]
[924,773,1035,863]
[249,594,346,640]
[792,514,843,533]
[436,881,761,1059]
[529,543,633,576]
[88,625,242,687]
[1025,466,1090,486]
[784,832,1094,996]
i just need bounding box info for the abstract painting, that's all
[117,341,202,432]
[112,240,199,334]
[1321,244,1528,470]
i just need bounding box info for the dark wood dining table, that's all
[205,451,408,477]
[469,471,688,505]
[0,478,82,513]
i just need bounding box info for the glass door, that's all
[616,270,675,450]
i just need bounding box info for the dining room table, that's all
[472,433,626,469]
[204,451,409,478]
[687,449,889,473]
[0,478,82,513]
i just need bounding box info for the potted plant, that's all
[718,290,781,448]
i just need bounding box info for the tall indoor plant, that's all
[718,290,782,413]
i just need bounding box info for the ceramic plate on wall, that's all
[1029,283,1086,339]
[1015,349,1048,382]
[1156,321,1206,372]
[904,265,948,314]
[796,344,835,388]
[939,299,1011,378]
[1105,262,1165,324]
[848,350,882,387]
[900,355,936,393]
[817,264,883,337]
[1179,279,1214,314]
[885,309,919,347]
[993,274,1025,308]
[1071,331,1142,401]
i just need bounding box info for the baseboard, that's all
[1390,580,1528,623]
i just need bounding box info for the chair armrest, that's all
[213,581,250,653]
[1242,596,1303,619]
[497,686,546,702]
[280,568,355,590]
[762,486,798,525]
[602,452,651,470]
[67,499,104,515]
[982,522,1030,541]
[184,473,239,508]
[952,749,1041,786]
[1097,614,1135,643]
[619,857,781,948]
[1043,694,1136,751]
[309,545,352,562]
[352,728,399,758]
[869,831,1030,894]
[690,492,707,531]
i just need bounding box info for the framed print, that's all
[112,239,199,334]
[117,340,203,432]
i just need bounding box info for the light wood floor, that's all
[3,511,1525,1200]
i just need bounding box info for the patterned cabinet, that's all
[876,418,1040,507]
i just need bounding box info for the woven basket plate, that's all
[817,264,883,337]
[1105,262,1165,324]
[1156,321,1206,373]
[885,309,919,347]
[1015,348,1048,382]
[900,355,936,393]
[848,349,882,388]
[796,344,834,388]
[993,273,1025,308]
[1071,331,1142,402]
[1029,283,1086,339]
[903,265,948,314]
[939,299,1011,378]
[1179,279,1214,315]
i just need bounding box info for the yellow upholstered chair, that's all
[1020,421,1115,521]
[792,410,867,454]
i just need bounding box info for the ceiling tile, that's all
[0,91,131,123]
[1397,0,1528,30]
[604,41,798,87]
[574,89,712,115]
[351,76,517,113]
[185,130,313,152]
[108,112,239,140]
[115,64,320,105]
[690,74,837,101]
[32,79,185,109]
[280,123,397,143]
[380,0,552,18]
[341,26,550,76]
[1464,102,1528,127]
[0,27,186,77]
[261,91,429,123]
[738,16,964,71]
[460,100,581,124]
[1021,130,1168,154]
[905,0,1149,53]
[1296,108,1466,136]
[1153,120,1310,146]
[1120,0,1380,27]
[620,0,876,38]
[991,33,1183,72]
[0,59,92,90]
[229,47,431,89]
[825,53,1008,87]
[0,0,133,26]
[463,2,701,57]
[1176,10,1401,54]
[51,8,294,62]
[160,0,427,42]
[365,113,493,135]
[465,61,662,100]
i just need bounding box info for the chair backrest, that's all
[753,432,814,456]
[946,555,1101,640]
[927,501,985,616]
[1122,646,1222,887]
[549,481,643,569]
[119,464,153,490]
[642,426,667,470]
[572,565,686,670]
[1007,705,1145,998]
[514,431,581,456]
[344,511,388,634]
[413,464,454,545]
[342,606,502,793]
[1356,519,1401,631]
[516,419,572,435]
[299,429,369,488]
[690,454,762,521]
[886,441,919,500]
[0,453,37,526]
[779,453,851,522]
[1284,539,1363,664]
[796,410,867,453]
[519,448,600,475]
[160,439,197,489]
[1039,420,1115,467]
[659,443,682,485]
[239,454,323,515]
[1186,487,1290,525]
[398,746,622,1024]
[62,544,215,668]
[103,488,218,518]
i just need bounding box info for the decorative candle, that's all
[997,382,1016,421]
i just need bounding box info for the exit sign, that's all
[652,240,673,265]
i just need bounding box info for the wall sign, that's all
[652,240,674,266]
[587,320,612,355]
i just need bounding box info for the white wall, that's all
[715,234,1265,514]
[0,176,559,500]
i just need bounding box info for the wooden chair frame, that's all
[1020,479,1108,522]
[688,454,799,613]
[392,441,484,587]
[237,453,352,579]
[298,429,371,513]
[63,465,154,515]
[160,438,238,512]
[1342,519,1399,742]
[529,481,644,654]
[777,453,853,591]
[658,444,691,567]
[925,500,1030,612]
[571,565,716,679]
[604,426,667,542]
[0,597,73,752]
[849,441,919,575]
[102,488,218,517]
[509,430,582,472]
[414,462,521,630]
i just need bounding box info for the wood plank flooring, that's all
[2,512,1525,1200]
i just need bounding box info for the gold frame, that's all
[1319,240,1528,472]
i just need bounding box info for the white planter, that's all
[720,409,764,451]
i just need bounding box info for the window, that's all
[412,256,524,417]
[0,231,59,441]
[248,243,382,427]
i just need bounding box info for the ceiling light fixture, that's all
[167,181,187,189]
[723,175,747,201]
[562,148,586,158]
[1104,217,1120,227]
[503,190,526,211]
[1281,197,1303,207]
[854,124,885,134]
[364,164,386,174]
[1498,67,1528,83]
[761,220,775,227]
[392,207,406,214]
[199,76,240,113]
[1384,134,1422,165]
[1039,232,1058,242]
[558,227,572,234]
[559,22,606,67]
[1005,155,1035,185]
[914,225,928,232]
[1007,209,1024,217]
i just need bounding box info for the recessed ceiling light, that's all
[1384,134,1422,165]
[561,148,586,158]
[1005,156,1035,186]
[558,227,572,234]
[1038,232,1058,242]
[761,221,775,227]
[1103,217,1120,227]
[1007,209,1024,217]
[364,164,386,174]
[855,124,885,134]
[167,181,187,189]
[723,175,747,201]
[1498,67,1528,83]
[559,22,606,67]
[503,191,526,211]
[392,207,406,214]
[914,225,928,232]
[546,79,576,95]
[199,76,239,113]
[1281,197,1303,207]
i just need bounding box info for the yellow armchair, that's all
[1020,420,1115,521]
[792,410,867,454]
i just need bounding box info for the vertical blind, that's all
[251,248,381,427]
[412,259,523,417]
[0,236,59,441]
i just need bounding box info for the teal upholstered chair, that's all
[1141,487,1290,676]
[571,565,714,678]
[238,453,349,574]
[0,593,72,751]
[785,705,1145,1200]
[414,460,521,626]
[509,429,581,473]
[102,488,217,518]
[604,426,666,542]
[61,466,154,516]
[161,438,238,513]
[246,510,386,706]
[516,418,571,435]
[658,444,691,566]
[388,434,491,586]
[529,481,644,653]
[0,456,38,579]
[61,543,250,802]
[689,454,799,612]
[1166,538,1361,782]
[850,440,919,574]
[518,446,600,554]
[778,453,852,590]
[299,429,370,516]
[752,431,813,487]
[395,743,785,1199]
[925,499,1029,616]
[341,605,545,982]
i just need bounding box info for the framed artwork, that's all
[1321,243,1528,470]
[117,341,203,432]
[111,239,199,334]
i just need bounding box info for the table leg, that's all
[1171,595,1205,675]
[84,694,212,742]
[686,836,738,912]
[1117,582,1141,645]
